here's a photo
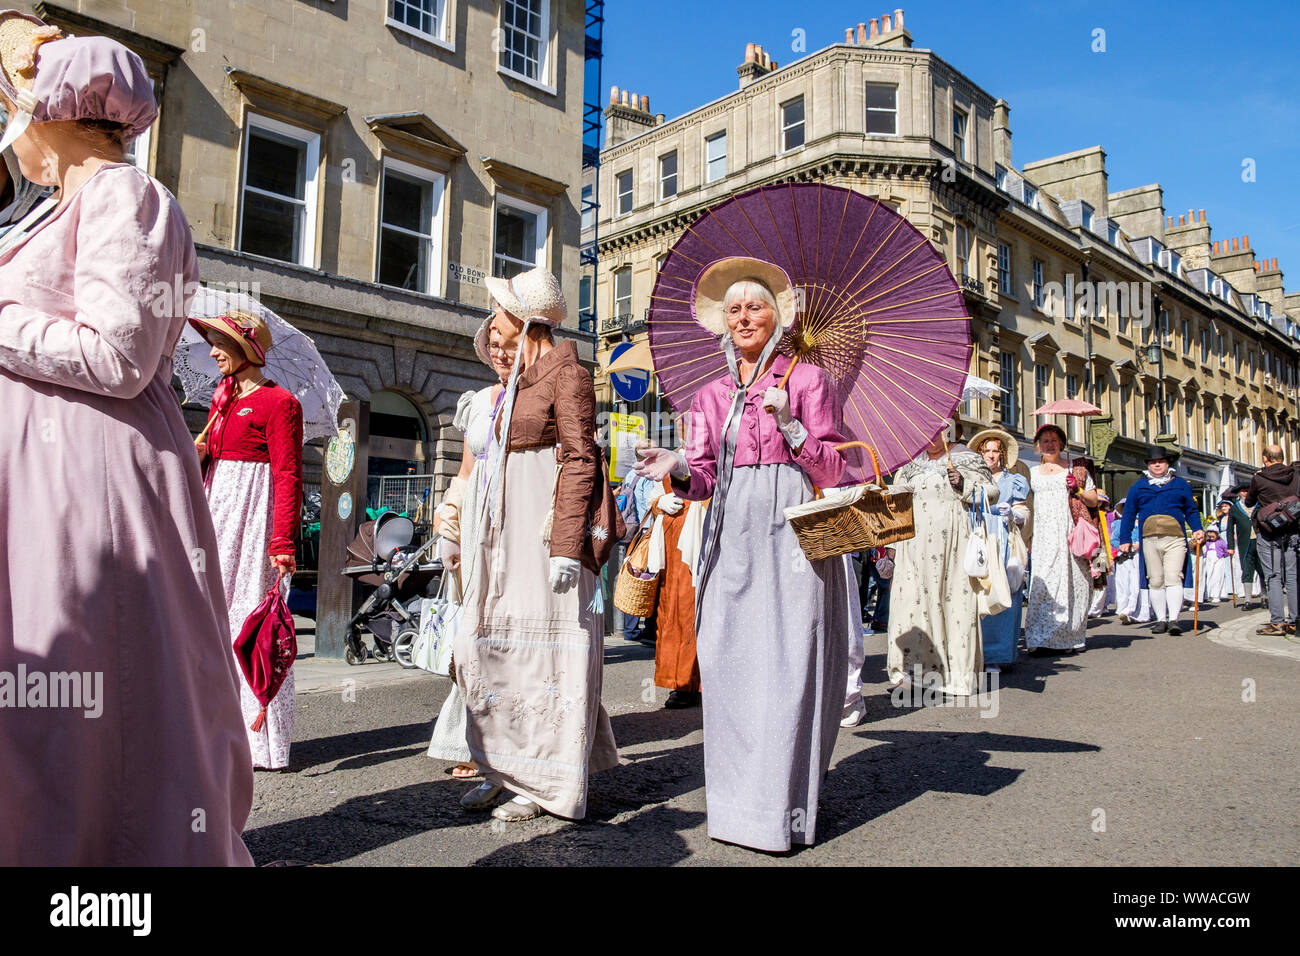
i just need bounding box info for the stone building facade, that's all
[26,0,590,498]
[588,9,1300,507]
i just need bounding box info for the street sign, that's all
[608,342,650,402]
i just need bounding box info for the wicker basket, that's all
[613,525,659,617]
[787,442,916,562]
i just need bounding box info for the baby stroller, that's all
[341,510,442,665]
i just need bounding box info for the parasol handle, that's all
[195,409,220,448]
[762,355,799,413]
[940,433,955,470]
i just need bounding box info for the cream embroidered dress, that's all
[886,449,997,696]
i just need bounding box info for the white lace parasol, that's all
[176,287,347,443]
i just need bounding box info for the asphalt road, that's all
[244,601,1299,866]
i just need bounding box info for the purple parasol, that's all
[648,182,972,482]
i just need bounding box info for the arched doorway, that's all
[366,389,431,515]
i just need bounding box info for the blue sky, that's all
[595,0,1300,285]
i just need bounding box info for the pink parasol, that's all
[1033,398,1102,416]
[648,182,972,481]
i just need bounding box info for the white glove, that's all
[657,493,684,515]
[762,387,808,450]
[1012,505,1028,527]
[995,501,1013,517]
[763,387,792,426]
[548,557,581,594]
[438,537,461,571]
[876,557,894,579]
[633,446,689,481]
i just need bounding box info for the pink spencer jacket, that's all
[676,353,847,500]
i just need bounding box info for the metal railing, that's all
[376,474,435,520]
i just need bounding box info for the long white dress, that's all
[886,450,997,695]
[428,388,494,763]
[1025,467,1091,650]
[208,457,295,769]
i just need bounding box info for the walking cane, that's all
[1194,540,1202,634]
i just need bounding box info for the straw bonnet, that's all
[969,427,1018,468]
[692,256,798,337]
[188,309,274,367]
[473,315,493,366]
[483,266,567,327]
[0,12,157,151]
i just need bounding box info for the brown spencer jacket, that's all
[500,339,599,569]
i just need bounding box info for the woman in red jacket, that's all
[193,309,304,770]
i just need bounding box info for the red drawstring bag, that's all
[232,577,297,732]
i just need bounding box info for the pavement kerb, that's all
[1200,605,1300,662]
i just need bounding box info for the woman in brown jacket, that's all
[453,267,619,823]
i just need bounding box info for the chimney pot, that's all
[869,18,879,38]
[771,60,778,69]
[1166,216,1173,229]
[745,41,756,62]
[845,27,854,43]
[763,51,771,68]
[857,22,866,43]
[1213,240,1219,254]
[655,113,665,125]
[620,89,629,107]
[1199,208,1206,222]
[895,8,904,30]
[1187,209,1194,223]
[1243,234,1249,250]
[882,14,893,31]
[1232,237,1238,251]
[610,85,619,106]
[641,95,650,112]
[1179,215,1186,227]
[1273,257,1279,270]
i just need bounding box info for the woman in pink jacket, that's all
[0,16,252,864]
[635,256,853,852]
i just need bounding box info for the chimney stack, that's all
[605,85,658,145]
[737,41,776,87]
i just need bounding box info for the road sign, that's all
[609,342,650,402]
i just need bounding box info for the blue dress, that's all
[981,470,1030,666]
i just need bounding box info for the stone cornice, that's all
[227,68,347,125]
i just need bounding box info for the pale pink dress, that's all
[0,163,254,865]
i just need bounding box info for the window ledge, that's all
[385,17,455,53]
[497,64,557,97]
[780,144,807,156]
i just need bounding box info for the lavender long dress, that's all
[0,163,253,864]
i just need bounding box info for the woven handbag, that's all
[613,522,659,617]
[786,442,915,562]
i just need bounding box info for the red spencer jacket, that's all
[206,381,304,555]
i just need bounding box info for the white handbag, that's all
[1005,525,1028,592]
[412,571,459,677]
[964,492,990,579]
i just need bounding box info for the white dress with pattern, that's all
[207,457,295,769]
[428,388,495,763]
[1024,466,1091,650]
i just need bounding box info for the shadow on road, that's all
[815,727,1101,845]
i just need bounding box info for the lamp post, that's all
[1148,293,1168,435]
